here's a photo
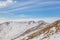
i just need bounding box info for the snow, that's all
[0,21,41,40]
[49,33,60,40]
[30,27,60,40]
[0,19,60,40]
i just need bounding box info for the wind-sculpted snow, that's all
[0,20,60,40]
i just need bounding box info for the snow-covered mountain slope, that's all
[0,20,60,40]
[20,20,60,40]
[0,20,47,40]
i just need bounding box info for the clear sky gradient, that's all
[0,0,60,20]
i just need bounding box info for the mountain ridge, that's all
[0,20,60,40]
[20,20,60,40]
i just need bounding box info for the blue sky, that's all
[0,0,60,20]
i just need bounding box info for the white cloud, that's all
[0,17,9,23]
[6,1,60,12]
[0,0,13,8]
[13,14,32,19]
[0,0,60,13]
[18,14,29,18]
[40,17,60,23]
[0,17,60,23]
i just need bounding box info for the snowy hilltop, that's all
[0,20,60,40]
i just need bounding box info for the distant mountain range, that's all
[0,20,60,40]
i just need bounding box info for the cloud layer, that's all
[0,17,60,23]
[0,0,13,8]
[0,0,60,12]
[0,0,60,19]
